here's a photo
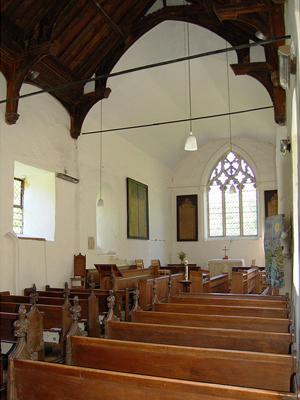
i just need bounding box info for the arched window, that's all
[208,151,258,237]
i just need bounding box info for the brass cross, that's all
[222,246,228,260]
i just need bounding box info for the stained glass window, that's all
[208,151,257,237]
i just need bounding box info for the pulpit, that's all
[94,264,123,289]
[207,259,245,280]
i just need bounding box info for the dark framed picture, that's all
[127,178,149,240]
[264,190,278,217]
[177,195,198,241]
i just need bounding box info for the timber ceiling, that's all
[0,0,286,139]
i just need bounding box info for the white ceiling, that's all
[84,21,276,169]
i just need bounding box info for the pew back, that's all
[210,273,229,293]
[105,320,293,354]
[231,268,260,294]
[10,359,298,400]
[170,295,289,309]
[154,302,289,319]
[132,310,291,333]
[139,273,184,310]
[69,336,296,392]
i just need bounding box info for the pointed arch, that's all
[206,149,258,238]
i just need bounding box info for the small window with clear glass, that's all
[13,178,24,234]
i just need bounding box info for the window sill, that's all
[18,236,46,241]
[205,236,262,242]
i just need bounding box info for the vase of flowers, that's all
[178,251,186,264]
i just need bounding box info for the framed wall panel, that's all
[264,190,278,217]
[177,195,198,241]
[127,178,149,240]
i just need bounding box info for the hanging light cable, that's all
[184,22,197,151]
[225,45,236,195]
[97,100,104,207]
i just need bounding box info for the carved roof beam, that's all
[4,42,60,126]
[214,8,272,38]
[213,4,273,21]
[263,6,285,69]
[231,62,286,125]
[70,87,111,139]
[30,57,84,113]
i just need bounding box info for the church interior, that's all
[1,0,300,398]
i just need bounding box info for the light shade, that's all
[184,132,198,151]
[278,45,296,90]
[255,31,267,40]
[56,173,79,184]
[29,70,39,80]
[281,226,291,239]
[97,198,104,207]
[229,184,236,194]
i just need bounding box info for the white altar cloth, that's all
[207,259,245,280]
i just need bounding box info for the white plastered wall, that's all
[170,137,279,271]
[0,74,78,293]
[78,108,173,270]
[0,73,174,293]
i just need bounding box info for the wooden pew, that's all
[132,308,292,333]
[1,293,89,321]
[129,283,292,332]
[105,319,293,354]
[139,273,184,310]
[7,311,299,400]
[210,273,229,293]
[170,294,290,309]
[41,283,131,321]
[67,336,297,393]
[231,267,260,294]
[0,303,44,361]
[1,302,45,396]
[95,264,159,290]
[104,296,294,354]
[189,269,211,293]
[153,301,290,319]
[188,270,229,293]
[0,300,71,356]
[176,291,289,301]
[2,285,100,338]
[8,358,299,400]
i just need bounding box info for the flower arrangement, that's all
[178,251,186,262]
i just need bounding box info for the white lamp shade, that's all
[229,184,236,194]
[278,45,291,90]
[184,132,198,151]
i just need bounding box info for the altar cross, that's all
[222,246,228,260]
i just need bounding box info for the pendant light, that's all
[97,101,104,207]
[225,44,236,194]
[184,23,197,151]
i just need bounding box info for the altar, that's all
[207,259,245,280]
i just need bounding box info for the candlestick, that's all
[185,260,188,280]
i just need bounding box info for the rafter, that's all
[88,0,126,39]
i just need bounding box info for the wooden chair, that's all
[151,259,161,268]
[152,259,170,276]
[135,259,144,269]
[71,253,86,289]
